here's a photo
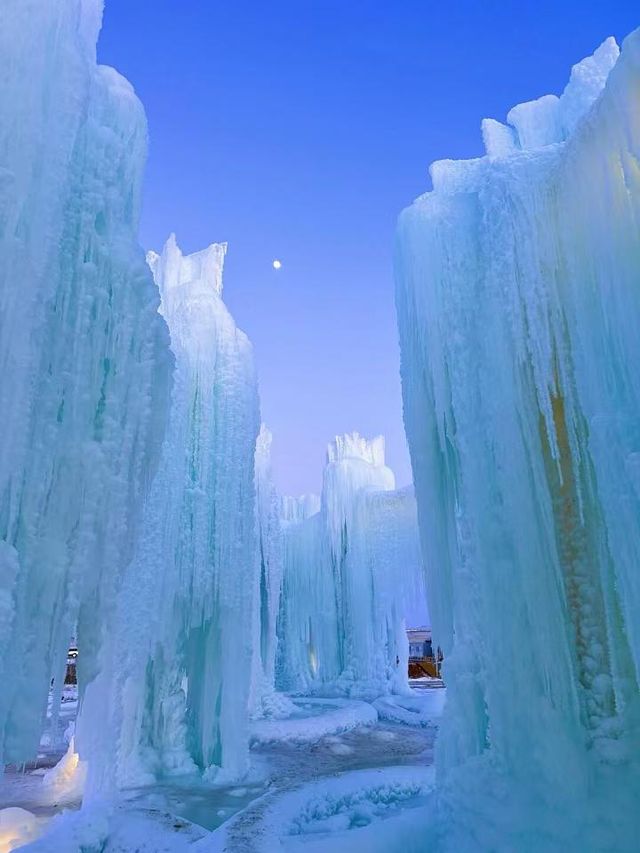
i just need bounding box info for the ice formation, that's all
[255,426,283,690]
[0,807,41,852]
[249,425,296,718]
[80,236,260,793]
[395,31,640,850]
[0,0,171,767]
[276,433,424,699]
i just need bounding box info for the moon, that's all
[272,259,282,270]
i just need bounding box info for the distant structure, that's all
[65,645,78,685]
[407,626,433,659]
[407,626,442,679]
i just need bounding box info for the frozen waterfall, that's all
[395,30,640,851]
[80,236,260,793]
[0,0,172,768]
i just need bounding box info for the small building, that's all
[407,626,433,660]
[406,626,443,679]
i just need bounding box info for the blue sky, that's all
[98,1,638,496]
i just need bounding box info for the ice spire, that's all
[148,233,227,299]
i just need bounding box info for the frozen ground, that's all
[374,689,446,727]
[204,765,436,853]
[249,698,378,745]
[0,687,443,851]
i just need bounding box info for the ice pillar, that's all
[395,31,640,849]
[0,0,171,767]
[276,433,424,698]
[84,237,259,792]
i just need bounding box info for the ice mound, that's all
[373,690,446,728]
[42,737,87,803]
[0,808,40,852]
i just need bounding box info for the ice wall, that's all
[276,500,336,693]
[0,0,172,766]
[395,31,640,850]
[276,433,424,698]
[83,236,259,793]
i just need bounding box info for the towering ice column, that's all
[340,485,422,697]
[276,433,424,698]
[0,0,171,766]
[249,425,290,717]
[323,433,396,695]
[276,494,335,694]
[395,31,640,849]
[85,236,259,792]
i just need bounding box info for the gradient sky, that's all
[97,1,638,496]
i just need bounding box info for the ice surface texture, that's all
[203,766,435,853]
[276,433,424,699]
[82,236,260,793]
[0,0,172,766]
[395,30,640,850]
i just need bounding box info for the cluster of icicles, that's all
[0,0,424,804]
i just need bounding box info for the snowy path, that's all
[200,721,436,852]
[1,689,443,851]
[201,765,435,853]
[194,690,442,852]
[125,695,438,835]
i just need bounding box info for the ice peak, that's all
[326,432,386,467]
[482,36,619,157]
[255,424,274,482]
[560,36,619,135]
[148,234,227,298]
[256,423,273,458]
[323,433,396,539]
[280,493,321,524]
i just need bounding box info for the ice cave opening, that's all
[1,1,640,852]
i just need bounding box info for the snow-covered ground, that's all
[374,689,446,727]
[204,765,435,853]
[0,687,443,851]
[0,685,80,822]
[250,699,378,745]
